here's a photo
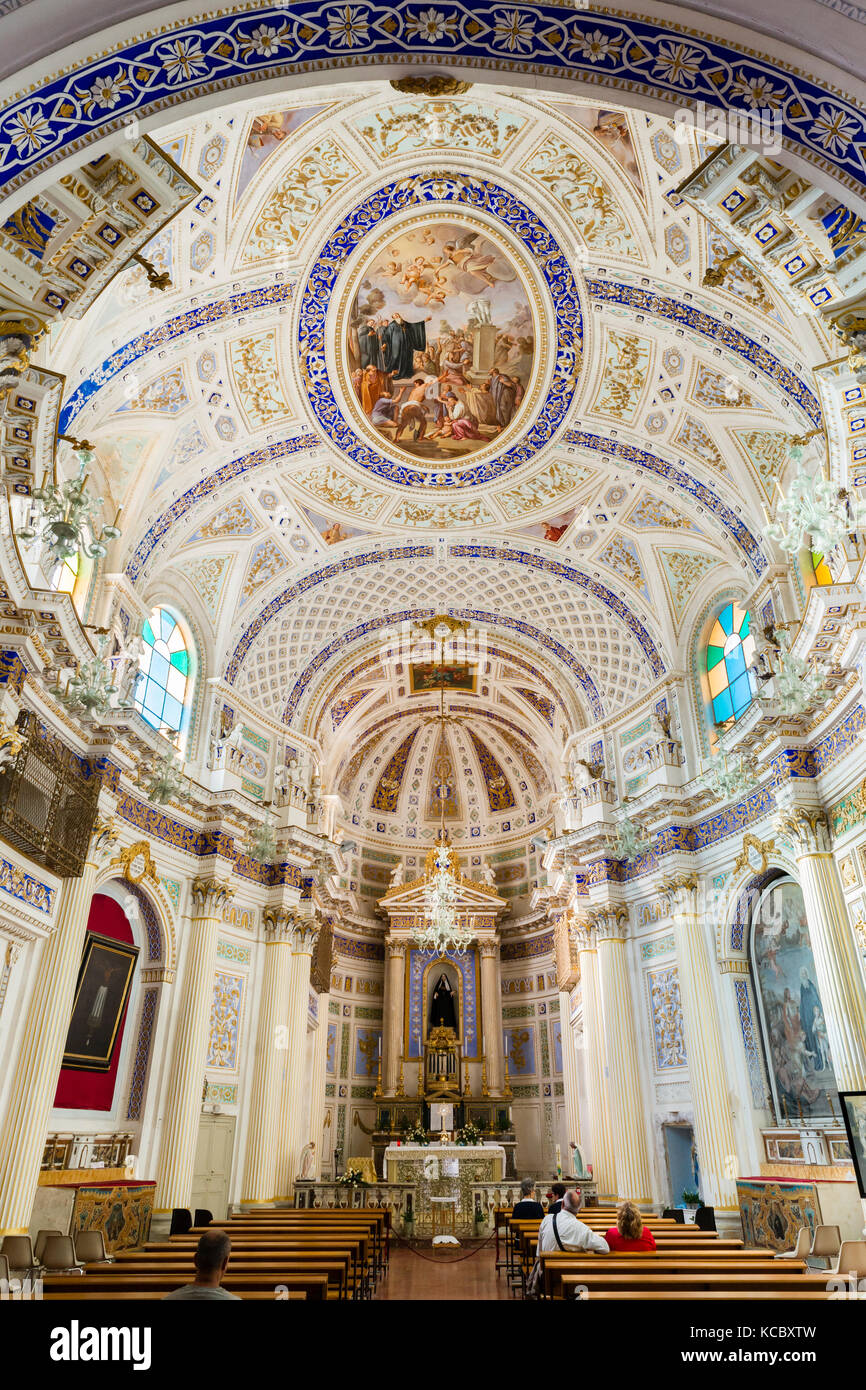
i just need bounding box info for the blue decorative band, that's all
[1,6,863,206]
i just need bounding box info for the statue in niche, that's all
[430,973,457,1032]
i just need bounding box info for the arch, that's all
[135,603,196,747]
[3,7,866,215]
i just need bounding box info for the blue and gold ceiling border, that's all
[2,6,864,204]
[370,726,419,812]
[298,171,580,489]
[467,727,517,812]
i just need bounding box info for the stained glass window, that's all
[135,607,191,738]
[811,551,833,586]
[53,552,78,596]
[706,601,756,725]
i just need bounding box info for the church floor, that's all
[376,1242,511,1300]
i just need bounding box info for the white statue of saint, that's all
[389,862,405,888]
[481,858,496,887]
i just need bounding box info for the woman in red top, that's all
[604,1200,657,1252]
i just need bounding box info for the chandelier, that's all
[759,625,832,717]
[137,746,185,805]
[411,617,475,958]
[55,631,120,721]
[414,843,474,957]
[606,810,652,864]
[247,810,279,865]
[16,450,122,565]
[703,750,756,799]
[765,460,864,557]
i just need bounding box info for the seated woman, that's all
[604,1200,657,1252]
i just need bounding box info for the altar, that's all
[384,1142,506,1234]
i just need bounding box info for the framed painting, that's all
[409,662,476,694]
[839,1091,866,1196]
[62,932,138,1072]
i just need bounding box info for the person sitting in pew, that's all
[546,1183,567,1215]
[537,1187,609,1254]
[512,1178,545,1220]
[163,1231,241,1300]
[604,1201,657,1253]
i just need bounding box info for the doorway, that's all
[191,1114,235,1220]
[663,1122,698,1206]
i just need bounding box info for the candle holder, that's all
[418,1056,424,1099]
[480,1056,489,1098]
[396,1057,406,1099]
[373,1055,383,1100]
[463,1060,471,1098]
[503,1057,512,1099]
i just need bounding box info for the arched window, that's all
[811,551,833,586]
[706,600,756,726]
[135,606,192,740]
[49,551,94,615]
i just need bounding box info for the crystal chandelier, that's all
[772,631,832,715]
[16,450,122,565]
[606,810,652,864]
[411,619,474,958]
[247,810,279,864]
[55,631,120,721]
[414,843,474,957]
[703,750,756,799]
[765,460,864,558]
[137,746,185,805]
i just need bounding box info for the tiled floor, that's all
[376,1243,511,1300]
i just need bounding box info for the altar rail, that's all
[42,1131,134,1171]
[292,1180,532,1231]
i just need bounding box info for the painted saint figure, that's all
[430,973,457,1032]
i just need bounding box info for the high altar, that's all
[383,1143,507,1234]
[369,847,518,1180]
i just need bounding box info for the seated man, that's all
[163,1230,241,1300]
[511,1177,545,1220]
[536,1187,609,1254]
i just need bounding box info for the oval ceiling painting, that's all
[342,218,537,466]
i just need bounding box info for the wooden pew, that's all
[103,1257,353,1300]
[44,1273,329,1301]
[560,1284,833,1301]
[160,1230,373,1296]
[540,1255,804,1300]
[42,1290,307,1301]
[554,1271,831,1295]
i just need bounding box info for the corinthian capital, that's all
[291,916,320,955]
[778,806,831,856]
[570,912,597,953]
[263,904,296,942]
[662,872,699,918]
[590,903,629,940]
[478,940,498,960]
[386,936,407,960]
[190,875,234,916]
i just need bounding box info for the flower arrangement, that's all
[456,1121,483,1146]
[401,1120,429,1146]
[337,1168,368,1187]
[681,1188,701,1207]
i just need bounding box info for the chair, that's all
[193,1209,213,1228]
[775,1225,811,1260]
[74,1230,113,1265]
[834,1240,866,1279]
[696,1205,716,1232]
[40,1235,83,1274]
[809,1223,842,1268]
[33,1228,62,1264]
[1,1235,36,1276]
[169,1208,192,1236]
[662,1207,685,1223]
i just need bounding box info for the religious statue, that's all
[209,710,243,770]
[569,1141,590,1179]
[389,862,405,888]
[480,859,496,887]
[430,973,457,1031]
[298,1142,316,1180]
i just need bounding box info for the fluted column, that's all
[479,939,504,1094]
[383,937,406,1094]
[779,806,866,1090]
[275,918,319,1199]
[0,817,117,1234]
[241,906,295,1205]
[558,991,582,1156]
[307,992,331,1180]
[663,871,739,1211]
[155,873,233,1213]
[595,905,652,1203]
[573,917,617,1198]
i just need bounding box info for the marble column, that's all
[275,919,319,1200]
[154,874,233,1214]
[479,939,505,1094]
[779,806,866,1091]
[307,992,331,1180]
[241,905,295,1205]
[558,991,582,1159]
[383,937,406,1094]
[595,905,652,1203]
[0,817,117,1234]
[663,872,739,1212]
[573,917,617,1198]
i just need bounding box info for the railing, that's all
[0,711,102,877]
[292,1180,530,1231]
[41,1131,134,1171]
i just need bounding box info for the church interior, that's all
[1,0,866,1320]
